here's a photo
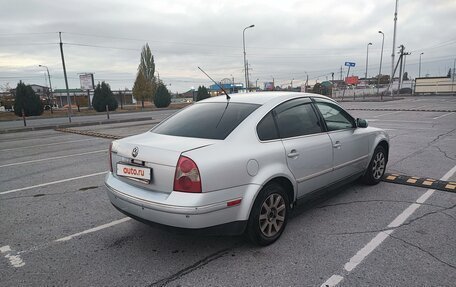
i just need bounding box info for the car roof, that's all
[201,91,332,105]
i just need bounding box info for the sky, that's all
[1,0,455,93]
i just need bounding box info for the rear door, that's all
[273,98,334,198]
[313,98,369,181]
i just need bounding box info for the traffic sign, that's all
[345,62,356,67]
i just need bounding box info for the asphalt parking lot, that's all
[1,96,455,286]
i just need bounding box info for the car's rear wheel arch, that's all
[264,176,295,207]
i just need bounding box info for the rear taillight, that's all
[109,142,113,172]
[174,156,201,193]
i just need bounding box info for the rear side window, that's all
[257,112,279,141]
[275,100,322,138]
[152,102,259,140]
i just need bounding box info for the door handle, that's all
[287,149,300,158]
[333,141,341,149]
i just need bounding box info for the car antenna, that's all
[198,66,231,100]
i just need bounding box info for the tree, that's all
[132,71,153,108]
[92,81,118,112]
[139,43,155,83]
[379,75,390,84]
[154,82,171,108]
[312,83,323,95]
[13,81,43,117]
[132,43,157,105]
[196,85,210,101]
[402,72,409,81]
[448,68,452,78]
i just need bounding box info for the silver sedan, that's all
[105,92,389,245]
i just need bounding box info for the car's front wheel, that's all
[362,145,387,185]
[246,183,290,246]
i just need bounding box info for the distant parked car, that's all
[105,92,389,245]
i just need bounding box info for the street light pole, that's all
[419,52,424,78]
[243,24,255,93]
[38,64,54,114]
[390,0,399,97]
[377,31,385,100]
[365,42,372,79]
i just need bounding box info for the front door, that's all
[314,99,369,181]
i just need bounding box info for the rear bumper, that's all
[112,203,247,236]
[105,173,259,232]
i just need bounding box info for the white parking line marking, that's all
[320,274,343,287]
[344,230,393,272]
[0,138,98,152]
[55,217,131,242]
[433,112,454,120]
[321,164,456,286]
[0,149,106,168]
[0,171,108,195]
[373,111,401,118]
[0,245,25,268]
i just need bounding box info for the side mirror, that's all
[357,118,368,128]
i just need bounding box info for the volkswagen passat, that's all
[105,92,389,245]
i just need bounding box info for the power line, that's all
[0,32,57,36]
[64,42,139,51]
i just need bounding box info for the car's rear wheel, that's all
[246,183,290,246]
[362,145,386,185]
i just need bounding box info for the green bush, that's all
[154,83,171,108]
[196,85,210,101]
[13,81,43,117]
[92,81,118,112]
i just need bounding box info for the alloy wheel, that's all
[259,193,286,237]
[372,151,385,180]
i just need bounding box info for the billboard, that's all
[264,82,274,91]
[345,76,359,85]
[79,73,94,90]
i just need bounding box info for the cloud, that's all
[1,0,454,92]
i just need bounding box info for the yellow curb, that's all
[411,176,420,180]
[407,179,417,184]
[425,179,435,182]
[445,184,455,190]
[422,181,433,186]
[386,176,397,180]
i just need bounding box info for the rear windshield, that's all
[151,102,260,140]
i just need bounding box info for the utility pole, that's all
[397,45,405,96]
[390,0,399,98]
[340,66,343,81]
[452,58,455,95]
[59,32,72,123]
[378,31,385,100]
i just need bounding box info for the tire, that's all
[362,145,387,185]
[246,183,290,246]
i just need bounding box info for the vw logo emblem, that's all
[132,147,139,158]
